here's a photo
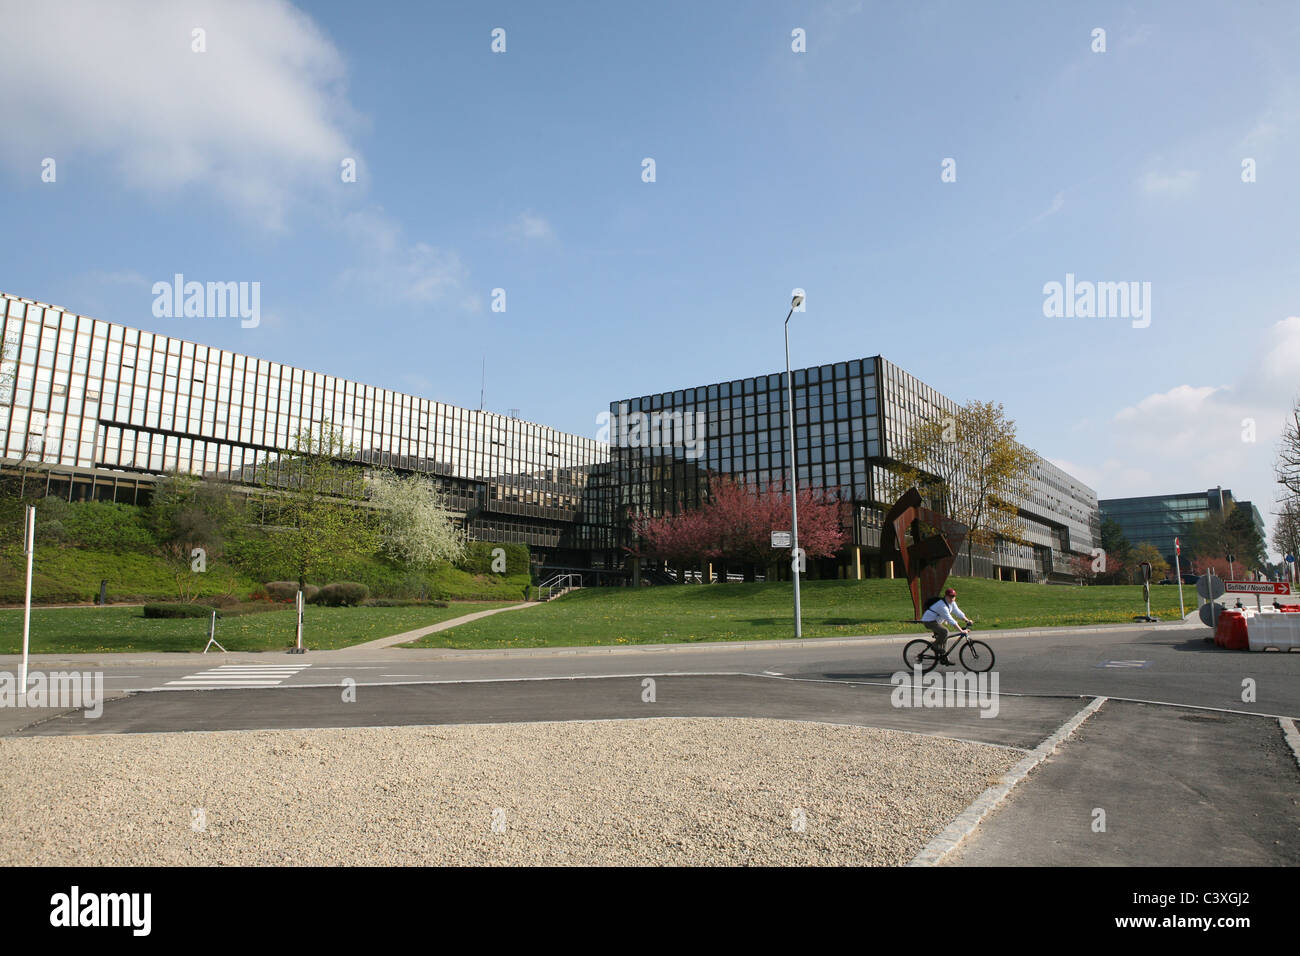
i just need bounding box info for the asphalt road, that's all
[5,623,1296,717]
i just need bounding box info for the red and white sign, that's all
[1224,581,1292,595]
[1175,537,1180,555]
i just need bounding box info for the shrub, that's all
[143,603,218,619]
[263,581,320,603]
[311,581,369,607]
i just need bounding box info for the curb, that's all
[1281,718,1300,772]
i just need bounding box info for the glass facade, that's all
[0,292,610,557]
[1099,488,1262,567]
[611,356,1099,580]
[0,290,1100,578]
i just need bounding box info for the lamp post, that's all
[784,293,805,637]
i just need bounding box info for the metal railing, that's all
[537,573,583,602]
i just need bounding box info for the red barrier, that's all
[1214,610,1249,650]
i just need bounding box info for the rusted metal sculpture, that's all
[879,488,969,621]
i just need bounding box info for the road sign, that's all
[1196,574,1226,601]
[770,531,792,549]
[1223,581,1292,595]
[1287,555,1295,563]
[1175,537,1180,555]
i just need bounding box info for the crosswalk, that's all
[164,663,312,688]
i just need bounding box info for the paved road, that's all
[4,623,1296,716]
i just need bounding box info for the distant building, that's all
[1099,487,1264,570]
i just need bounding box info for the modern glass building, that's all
[0,292,612,569]
[1100,488,1266,568]
[1,291,1100,583]
[608,356,1100,582]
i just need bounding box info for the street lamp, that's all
[784,293,805,637]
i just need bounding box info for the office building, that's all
[0,292,611,572]
[1,291,1101,582]
[608,356,1100,581]
[1100,488,1267,568]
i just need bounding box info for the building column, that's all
[854,546,862,580]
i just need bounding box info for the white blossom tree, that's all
[367,470,467,567]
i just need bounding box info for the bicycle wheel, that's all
[959,639,995,673]
[903,639,940,674]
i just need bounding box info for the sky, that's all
[1,0,1297,555]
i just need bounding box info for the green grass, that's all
[0,602,515,654]
[405,576,1199,650]
[0,545,257,605]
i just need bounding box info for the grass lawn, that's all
[0,602,516,654]
[405,576,1201,650]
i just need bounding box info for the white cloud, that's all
[339,208,479,310]
[505,212,556,242]
[1140,169,1199,195]
[1086,314,1300,553]
[0,0,357,228]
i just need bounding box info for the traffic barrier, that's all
[1214,609,1250,650]
[1247,612,1300,652]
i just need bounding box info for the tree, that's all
[1186,503,1260,575]
[1129,542,1171,582]
[146,472,248,600]
[367,470,467,567]
[1277,400,1300,498]
[630,475,846,580]
[255,422,381,589]
[885,399,1037,574]
[1224,502,1266,571]
[1191,554,1233,579]
[1273,498,1300,566]
[1099,518,1132,568]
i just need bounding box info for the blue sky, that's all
[2,1,1298,554]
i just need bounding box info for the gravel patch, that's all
[0,718,1019,865]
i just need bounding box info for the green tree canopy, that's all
[883,399,1037,573]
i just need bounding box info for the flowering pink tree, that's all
[630,475,846,580]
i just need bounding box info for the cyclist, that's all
[920,587,974,662]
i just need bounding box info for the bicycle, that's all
[903,625,995,674]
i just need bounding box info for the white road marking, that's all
[164,663,311,688]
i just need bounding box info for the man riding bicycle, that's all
[920,587,974,662]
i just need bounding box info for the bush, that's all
[311,582,369,607]
[143,603,218,619]
[263,581,320,603]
